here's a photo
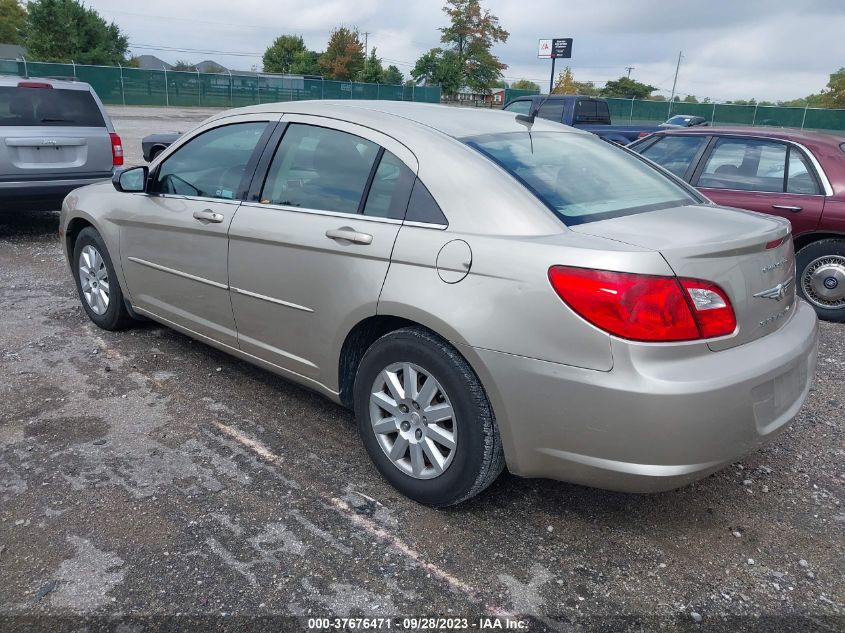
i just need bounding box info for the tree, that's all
[289,50,322,76]
[263,35,307,74]
[319,27,364,81]
[383,64,403,85]
[411,47,462,96]
[510,79,539,92]
[439,0,509,93]
[357,47,384,83]
[23,0,128,65]
[819,67,845,108]
[682,94,699,103]
[172,60,196,71]
[0,0,25,44]
[552,67,576,94]
[600,76,657,99]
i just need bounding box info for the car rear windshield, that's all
[0,86,105,127]
[464,132,699,225]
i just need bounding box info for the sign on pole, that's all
[539,37,574,93]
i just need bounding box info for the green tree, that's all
[289,49,321,76]
[600,76,657,99]
[357,47,384,83]
[319,26,364,80]
[23,0,128,64]
[439,0,509,93]
[682,94,699,103]
[510,79,539,92]
[411,47,461,96]
[383,64,403,85]
[552,67,576,94]
[172,59,195,71]
[0,0,25,44]
[819,67,845,108]
[263,35,307,74]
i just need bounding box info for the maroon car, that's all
[630,127,845,321]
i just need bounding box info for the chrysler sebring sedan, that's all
[59,101,818,506]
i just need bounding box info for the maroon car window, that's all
[698,138,787,193]
[639,135,707,177]
[786,148,821,195]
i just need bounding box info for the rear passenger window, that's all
[574,100,609,124]
[537,101,565,123]
[362,151,415,219]
[406,180,447,225]
[697,138,787,193]
[155,122,268,199]
[261,124,378,214]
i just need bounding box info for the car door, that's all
[120,114,278,347]
[691,136,825,236]
[227,116,418,388]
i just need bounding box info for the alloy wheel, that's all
[369,362,457,479]
[79,245,110,315]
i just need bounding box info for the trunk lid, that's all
[2,129,112,175]
[571,204,795,350]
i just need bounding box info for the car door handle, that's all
[771,204,802,212]
[193,209,225,223]
[325,227,373,245]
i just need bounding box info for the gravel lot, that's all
[0,107,843,632]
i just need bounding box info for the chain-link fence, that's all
[0,59,441,107]
[605,97,845,133]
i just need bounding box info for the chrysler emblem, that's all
[754,278,793,302]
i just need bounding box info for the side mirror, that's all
[112,166,148,193]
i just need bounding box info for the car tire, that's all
[353,327,505,506]
[72,227,134,331]
[796,239,845,322]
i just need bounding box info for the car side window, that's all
[503,100,531,115]
[362,151,415,220]
[261,124,379,214]
[405,179,447,225]
[537,101,565,123]
[639,135,707,178]
[154,122,268,199]
[697,138,787,193]
[786,147,821,195]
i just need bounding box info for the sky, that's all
[88,0,845,102]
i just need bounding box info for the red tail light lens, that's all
[109,132,124,166]
[548,266,736,342]
[18,81,52,89]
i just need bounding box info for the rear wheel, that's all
[353,327,504,506]
[796,239,845,322]
[72,227,134,330]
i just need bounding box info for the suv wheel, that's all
[72,227,134,330]
[796,239,845,322]
[353,327,504,506]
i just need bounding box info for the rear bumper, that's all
[0,172,114,210]
[474,299,819,493]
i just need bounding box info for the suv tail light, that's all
[548,266,736,342]
[109,133,124,167]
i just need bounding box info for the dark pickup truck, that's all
[502,95,660,144]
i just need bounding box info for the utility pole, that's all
[625,66,635,78]
[363,31,370,68]
[668,51,683,115]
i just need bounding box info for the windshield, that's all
[464,132,699,225]
[666,116,692,125]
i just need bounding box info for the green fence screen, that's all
[0,59,441,107]
[604,97,845,133]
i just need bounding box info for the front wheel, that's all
[353,327,504,506]
[72,227,134,330]
[796,239,845,322]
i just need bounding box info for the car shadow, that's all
[0,208,61,239]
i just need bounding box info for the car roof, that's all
[651,125,845,149]
[0,75,93,91]
[217,99,586,139]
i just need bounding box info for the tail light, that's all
[548,266,736,342]
[637,131,651,138]
[18,81,52,89]
[109,132,124,167]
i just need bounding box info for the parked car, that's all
[0,76,122,211]
[660,114,708,128]
[502,95,661,144]
[629,128,845,321]
[142,132,180,162]
[60,101,818,506]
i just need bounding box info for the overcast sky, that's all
[89,0,845,102]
